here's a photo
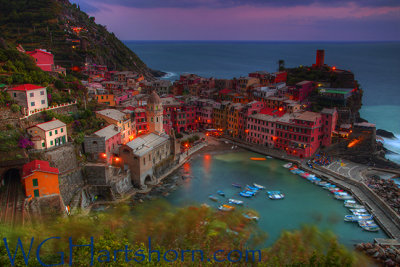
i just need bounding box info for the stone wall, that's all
[58,168,85,206]
[41,143,79,174]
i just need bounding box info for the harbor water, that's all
[164,150,387,247]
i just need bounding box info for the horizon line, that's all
[123,40,400,43]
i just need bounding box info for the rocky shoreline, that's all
[365,175,400,215]
[355,242,400,266]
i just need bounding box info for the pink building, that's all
[84,124,121,163]
[290,81,314,102]
[8,84,48,115]
[26,49,54,72]
[321,108,338,147]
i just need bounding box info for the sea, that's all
[125,41,400,164]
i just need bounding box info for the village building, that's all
[22,160,60,199]
[119,91,179,188]
[96,109,136,144]
[27,119,67,150]
[8,84,48,115]
[83,125,121,163]
[26,49,66,75]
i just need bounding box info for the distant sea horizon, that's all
[125,40,400,164]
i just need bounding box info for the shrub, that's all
[10,103,20,113]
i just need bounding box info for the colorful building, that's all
[96,109,136,144]
[27,119,67,150]
[8,84,48,115]
[25,49,66,75]
[96,94,116,106]
[22,160,60,198]
[83,124,121,163]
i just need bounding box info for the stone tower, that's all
[146,91,163,134]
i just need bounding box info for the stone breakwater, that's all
[355,242,400,266]
[365,175,400,216]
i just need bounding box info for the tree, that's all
[278,59,285,71]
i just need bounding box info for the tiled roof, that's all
[9,84,44,91]
[29,119,66,131]
[22,160,59,178]
[96,109,127,122]
[93,125,120,141]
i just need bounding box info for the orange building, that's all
[96,94,116,106]
[22,160,60,199]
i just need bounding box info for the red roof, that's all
[259,108,286,117]
[22,160,59,178]
[26,49,53,56]
[9,84,44,91]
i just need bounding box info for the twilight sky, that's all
[70,0,400,41]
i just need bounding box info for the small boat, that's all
[229,198,244,205]
[243,213,259,221]
[232,183,242,188]
[317,181,329,186]
[358,220,380,232]
[239,191,253,198]
[333,191,349,196]
[330,188,343,193]
[266,156,273,159]
[267,191,285,200]
[218,204,235,212]
[335,194,354,200]
[323,184,336,189]
[345,203,365,209]
[246,185,260,192]
[253,183,266,190]
[344,214,373,222]
[209,195,218,202]
[250,157,266,161]
[350,208,368,214]
[283,163,293,168]
[217,190,225,197]
[344,200,357,204]
[352,211,371,216]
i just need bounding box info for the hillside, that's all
[0,0,160,78]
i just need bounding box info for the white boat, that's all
[266,156,273,159]
[350,208,368,214]
[345,203,365,209]
[243,213,259,221]
[358,220,380,232]
[228,198,244,205]
[283,163,293,168]
[253,183,266,190]
[344,214,373,222]
[335,194,354,200]
[267,191,285,200]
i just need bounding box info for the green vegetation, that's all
[0,44,53,85]
[0,128,21,152]
[286,66,330,86]
[0,202,370,266]
[0,0,149,73]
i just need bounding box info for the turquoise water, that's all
[165,151,387,247]
[125,41,400,163]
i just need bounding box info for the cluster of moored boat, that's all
[283,162,380,232]
[207,181,285,221]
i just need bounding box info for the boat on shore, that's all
[229,198,244,205]
[345,202,365,209]
[217,190,225,197]
[283,162,293,168]
[245,185,260,192]
[335,194,354,200]
[253,183,266,190]
[350,208,368,214]
[218,204,235,211]
[209,195,218,202]
[232,183,242,188]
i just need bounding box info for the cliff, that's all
[0,0,159,78]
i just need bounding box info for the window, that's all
[13,93,17,97]
[61,128,63,133]
[34,189,40,197]
[40,91,45,95]
[31,102,35,106]
[41,100,45,105]
[30,92,34,97]
[33,179,38,187]
[50,140,53,146]
[49,131,52,136]
[55,129,58,134]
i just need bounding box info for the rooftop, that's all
[29,119,66,131]
[93,125,120,141]
[22,160,59,178]
[125,133,169,156]
[96,109,127,122]
[9,84,45,91]
[294,111,320,122]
